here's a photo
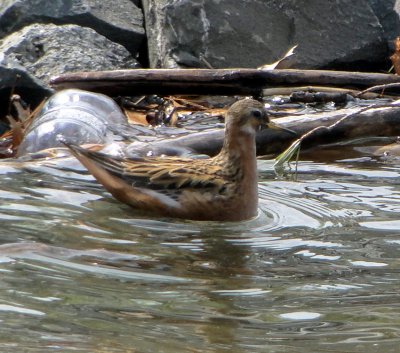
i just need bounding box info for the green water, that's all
[0,140,399,352]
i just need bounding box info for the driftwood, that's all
[262,86,398,99]
[122,101,400,158]
[289,91,349,104]
[49,69,400,97]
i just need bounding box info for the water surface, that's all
[0,109,399,352]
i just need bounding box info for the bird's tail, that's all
[61,141,126,177]
[61,141,182,215]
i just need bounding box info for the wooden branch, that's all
[356,82,400,97]
[122,102,400,157]
[263,86,398,99]
[49,69,400,97]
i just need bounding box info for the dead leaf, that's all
[124,109,150,125]
[258,45,298,70]
[6,115,23,149]
[390,37,400,75]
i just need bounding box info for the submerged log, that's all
[123,101,400,157]
[49,69,400,97]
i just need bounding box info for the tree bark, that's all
[49,69,400,97]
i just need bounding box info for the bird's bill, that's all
[266,121,297,135]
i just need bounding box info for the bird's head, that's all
[226,99,270,135]
[226,99,293,135]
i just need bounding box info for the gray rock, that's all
[0,23,139,110]
[143,0,388,70]
[274,0,387,69]
[129,0,141,6]
[143,0,293,69]
[0,63,52,119]
[368,0,400,46]
[0,0,145,55]
[0,23,139,81]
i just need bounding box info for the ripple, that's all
[24,187,102,208]
[0,242,189,283]
[361,220,400,230]
[301,161,400,179]
[27,253,189,282]
[293,284,364,291]
[229,235,342,251]
[0,134,400,352]
[295,250,341,261]
[258,181,346,231]
[113,217,202,234]
[211,288,271,296]
[279,311,322,320]
[0,304,45,316]
[349,260,388,268]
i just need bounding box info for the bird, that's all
[63,99,288,221]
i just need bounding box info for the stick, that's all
[121,102,400,157]
[49,69,400,96]
[356,82,400,97]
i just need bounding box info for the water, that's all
[0,120,400,352]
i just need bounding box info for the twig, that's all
[356,82,400,98]
[299,104,381,142]
[274,101,399,173]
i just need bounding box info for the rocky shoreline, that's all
[0,0,399,115]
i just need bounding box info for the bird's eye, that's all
[251,110,262,119]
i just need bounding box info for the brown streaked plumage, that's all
[63,99,282,221]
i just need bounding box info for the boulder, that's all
[143,0,293,69]
[367,0,400,50]
[0,23,139,111]
[0,63,51,119]
[274,0,388,70]
[143,0,388,70]
[0,0,145,56]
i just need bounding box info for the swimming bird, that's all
[63,99,287,221]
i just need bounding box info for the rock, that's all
[368,0,400,47]
[129,0,141,6]
[143,0,293,69]
[0,0,145,56]
[0,63,51,119]
[0,23,138,111]
[274,0,388,70]
[0,23,139,80]
[143,0,388,70]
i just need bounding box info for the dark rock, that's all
[0,0,145,56]
[129,0,141,7]
[273,0,388,70]
[0,23,138,112]
[368,0,400,47]
[0,64,52,120]
[143,0,293,69]
[143,0,388,70]
[0,23,139,81]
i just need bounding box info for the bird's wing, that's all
[121,158,227,189]
[64,143,228,190]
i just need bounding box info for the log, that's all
[122,101,400,157]
[49,69,400,97]
[262,86,395,100]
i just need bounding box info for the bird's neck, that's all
[213,121,259,219]
[219,124,257,172]
[218,123,259,218]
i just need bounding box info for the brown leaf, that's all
[124,109,151,126]
[258,45,298,70]
[390,37,400,75]
[6,115,23,149]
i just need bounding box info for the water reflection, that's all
[0,144,399,352]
